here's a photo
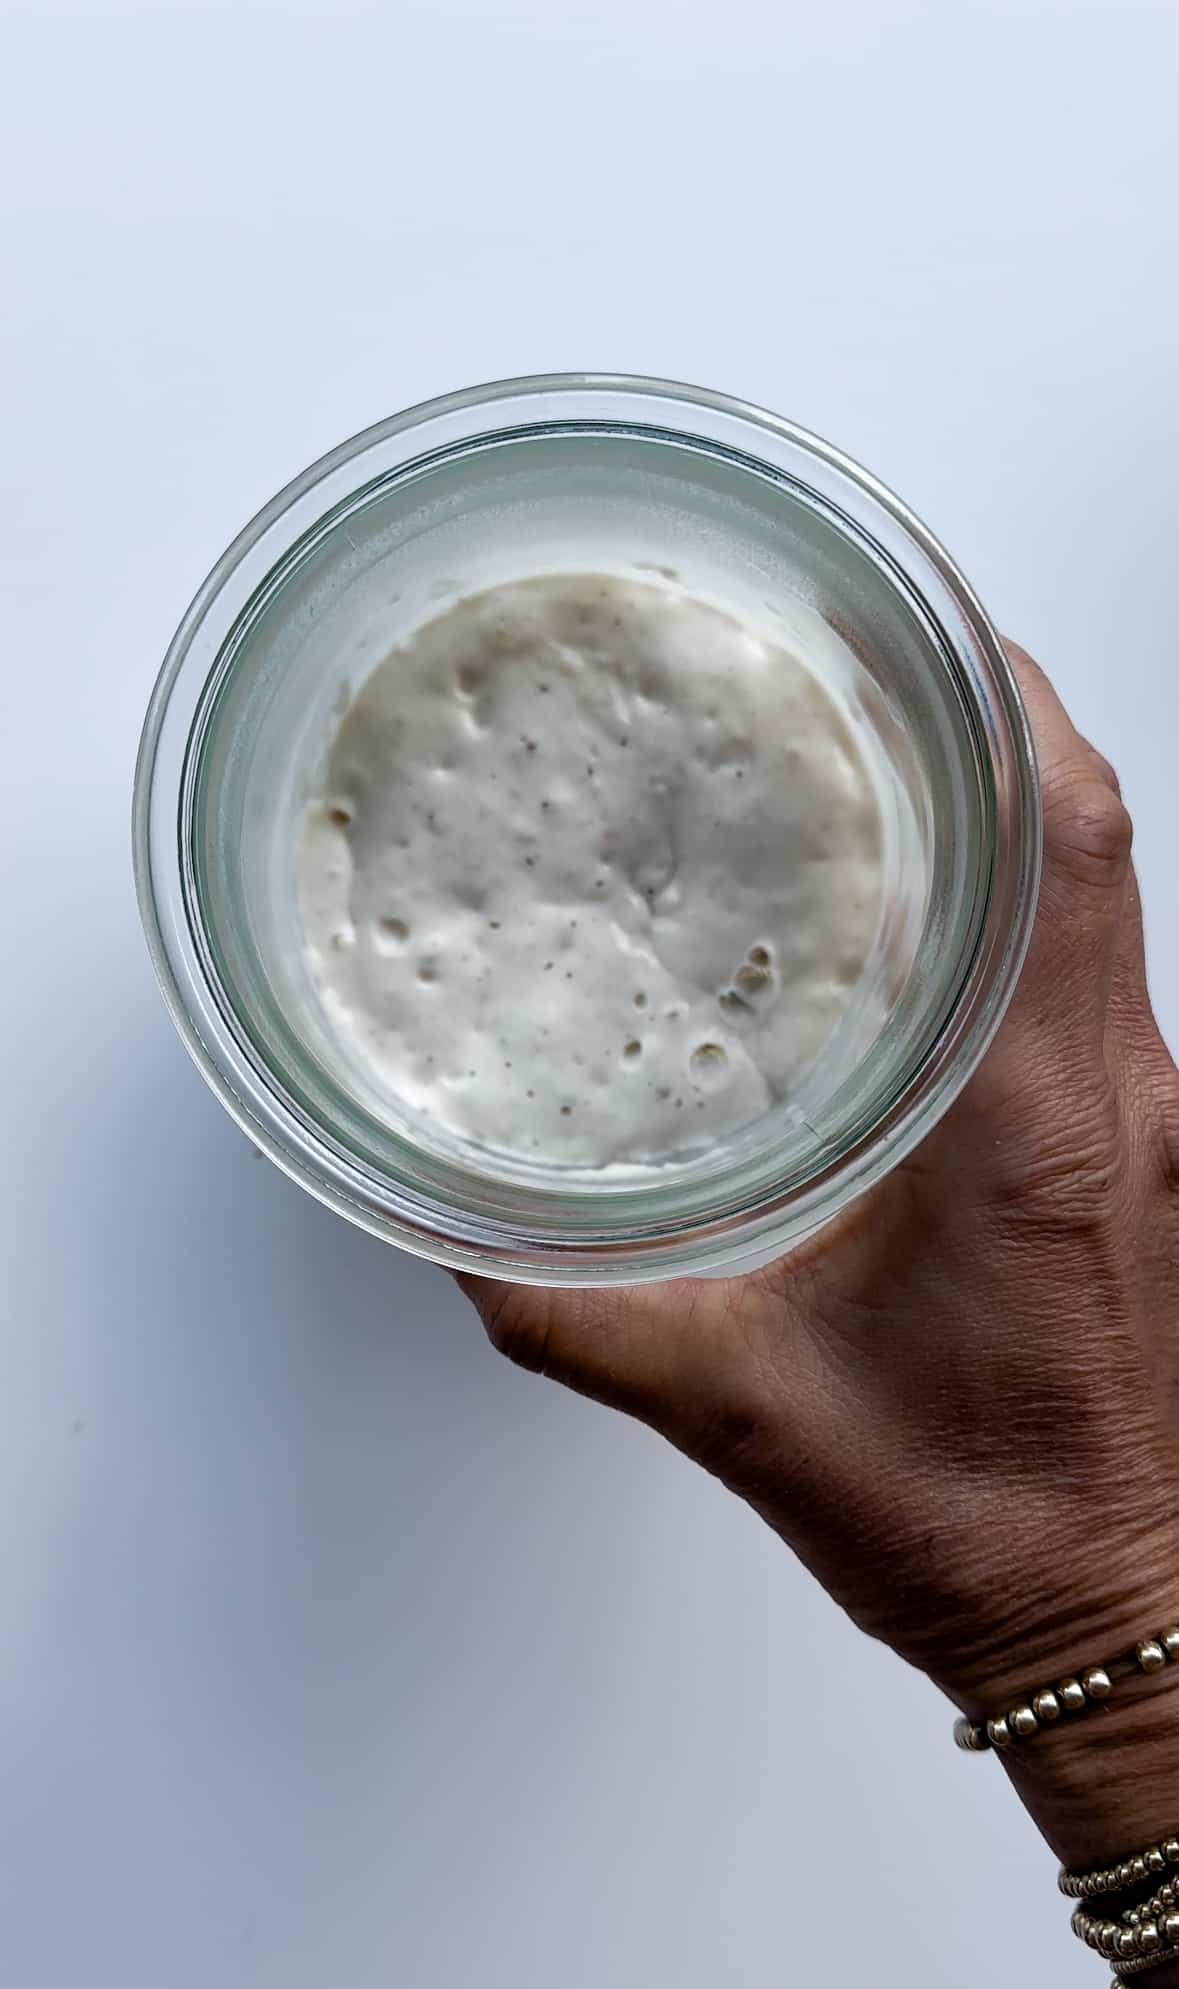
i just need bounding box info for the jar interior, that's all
[188,425,990,1232]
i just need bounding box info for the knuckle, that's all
[1044,769,1133,885]
[987,1080,1127,1231]
[1088,749,1123,799]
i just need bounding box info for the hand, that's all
[458,645,1179,1889]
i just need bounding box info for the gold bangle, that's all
[954,1626,1179,1753]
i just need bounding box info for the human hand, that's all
[458,645,1179,1878]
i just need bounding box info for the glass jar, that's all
[133,374,1040,1286]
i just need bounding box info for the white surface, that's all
[1,2,1176,1984]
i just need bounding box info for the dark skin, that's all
[457,645,1179,1972]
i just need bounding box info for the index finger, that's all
[999,642,1134,1046]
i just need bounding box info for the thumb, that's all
[454,1268,809,1470]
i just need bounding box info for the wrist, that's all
[1000,1679,1179,1868]
[928,1519,1179,1712]
[947,1558,1179,1862]
[950,1581,1179,1984]
[938,1542,1179,1980]
[1007,1694,1179,1987]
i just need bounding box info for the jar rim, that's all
[134,372,1041,1285]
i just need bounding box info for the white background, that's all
[2,2,1177,1984]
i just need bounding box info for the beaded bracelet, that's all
[1061,1835,1179,1981]
[1073,1899,1179,1967]
[1109,1957,1179,1981]
[954,1626,1179,1752]
[1060,1837,1179,1902]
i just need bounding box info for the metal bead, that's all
[1161,1628,1179,1661]
[1058,1678,1087,1711]
[1146,1848,1166,1874]
[1127,1909,1142,1926]
[1138,1639,1167,1673]
[1161,1882,1175,1906]
[1009,1703,1039,1737]
[1132,1856,1149,1883]
[1119,1864,1134,1887]
[953,1717,987,1751]
[1163,1911,1179,1943]
[1140,1922,1162,1954]
[1118,1927,1140,1957]
[1082,1666,1113,1698]
[986,1715,1012,1747]
[1033,1688,1062,1723]
[1101,1925,1119,1956]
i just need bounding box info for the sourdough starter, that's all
[299,574,884,1166]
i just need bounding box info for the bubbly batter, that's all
[299,574,884,1166]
